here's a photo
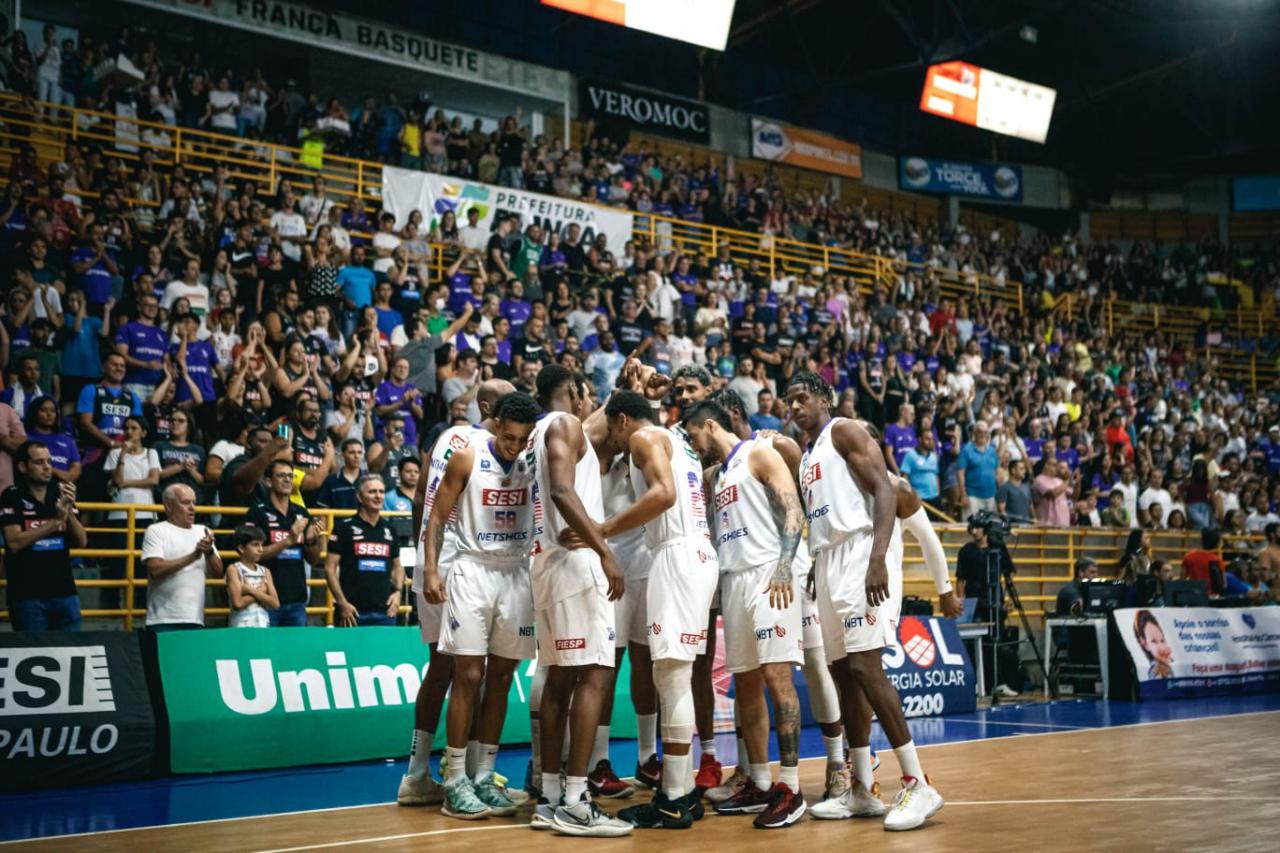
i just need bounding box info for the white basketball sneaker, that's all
[883,776,944,831]
[811,780,887,819]
[397,773,445,806]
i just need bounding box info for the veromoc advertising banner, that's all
[580,79,710,144]
[1116,607,1280,700]
[382,167,635,253]
[0,632,156,790]
[899,156,1023,202]
[750,119,862,179]
[158,627,637,773]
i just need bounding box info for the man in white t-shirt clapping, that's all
[142,484,224,631]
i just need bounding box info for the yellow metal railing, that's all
[0,503,411,630]
[0,504,1262,630]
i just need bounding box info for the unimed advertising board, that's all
[0,632,156,790]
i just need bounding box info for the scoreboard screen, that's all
[920,61,1057,144]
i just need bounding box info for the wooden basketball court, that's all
[11,711,1277,853]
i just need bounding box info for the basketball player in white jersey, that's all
[682,400,807,829]
[399,380,514,807]
[422,393,541,821]
[810,467,963,819]
[562,389,718,829]
[784,371,944,831]
[697,388,849,805]
[524,365,631,837]
[669,365,724,792]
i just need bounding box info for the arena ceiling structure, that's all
[317,0,1279,186]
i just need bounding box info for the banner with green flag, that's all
[157,627,635,774]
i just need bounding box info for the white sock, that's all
[661,751,692,798]
[700,737,717,758]
[542,771,563,804]
[749,763,771,790]
[565,774,588,804]
[823,734,844,768]
[408,729,434,779]
[591,725,610,768]
[446,745,467,783]
[894,741,924,782]
[852,746,875,790]
[637,713,658,761]
[474,743,498,781]
[465,740,480,777]
[736,729,749,767]
[530,717,542,777]
[779,763,799,790]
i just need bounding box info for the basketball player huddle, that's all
[397,362,959,836]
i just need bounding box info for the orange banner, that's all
[750,118,862,179]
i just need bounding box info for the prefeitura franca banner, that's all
[158,627,636,773]
[382,167,635,254]
[1116,606,1280,700]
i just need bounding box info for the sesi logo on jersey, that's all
[801,462,822,489]
[448,433,469,451]
[481,489,527,507]
[354,542,391,557]
[714,485,739,511]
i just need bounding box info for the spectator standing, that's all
[225,525,279,628]
[1033,459,1073,528]
[0,355,49,419]
[957,421,1000,517]
[899,431,941,508]
[727,356,763,418]
[317,438,366,510]
[24,396,81,483]
[0,400,27,495]
[324,475,405,626]
[1138,469,1174,528]
[338,245,376,335]
[245,459,324,626]
[114,292,167,400]
[442,349,482,424]
[0,442,87,631]
[70,222,119,315]
[141,484,224,631]
[154,409,207,499]
[883,402,918,473]
[996,459,1033,522]
[1182,528,1225,595]
[368,414,418,492]
[375,356,424,448]
[382,455,419,550]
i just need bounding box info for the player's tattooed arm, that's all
[753,443,803,609]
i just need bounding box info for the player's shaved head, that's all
[477,378,516,418]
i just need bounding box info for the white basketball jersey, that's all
[603,453,647,578]
[713,438,780,573]
[800,417,874,552]
[415,423,488,592]
[630,427,712,551]
[453,437,533,563]
[526,411,603,555]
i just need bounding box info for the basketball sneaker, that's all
[678,791,706,820]
[821,763,850,802]
[883,776,944,831]
[494,771,528,805]
[588,759,635,798]
[752,783,806,830]
[693,753,723,792]
[552,793,634,837]
[617,790,694,829]
[442,776,492,820]
[397,772,445,806]
[635,753,662,790]
[530,796,558,830]
[705,764,749,804]
[811,780,887,819]
[472,771,519,816]
[713,778,772,815]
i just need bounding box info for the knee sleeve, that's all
[530,662,548,712]
[653,659,695,743]
[803,645,841,725]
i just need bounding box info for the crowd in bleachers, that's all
[2,20,1280,630]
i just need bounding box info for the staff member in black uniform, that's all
[324,475,405,627]
[245,459,324,626]
[0,442,88,630]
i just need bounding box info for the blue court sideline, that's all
[4,693,1278,843]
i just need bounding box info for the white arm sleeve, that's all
[903,506,953,594]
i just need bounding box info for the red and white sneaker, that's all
[635,753,662,790]
[588,759,635,799]
[713,778,773,815]
[706,764,749,804]
[752,783,807,829]
[694,753,723,792]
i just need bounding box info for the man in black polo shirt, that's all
[291,395,336,506]
[0,442,88,630]
[246,459,324,626]
[324,475,405,627]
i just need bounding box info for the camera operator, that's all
[955,514,1023,697]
